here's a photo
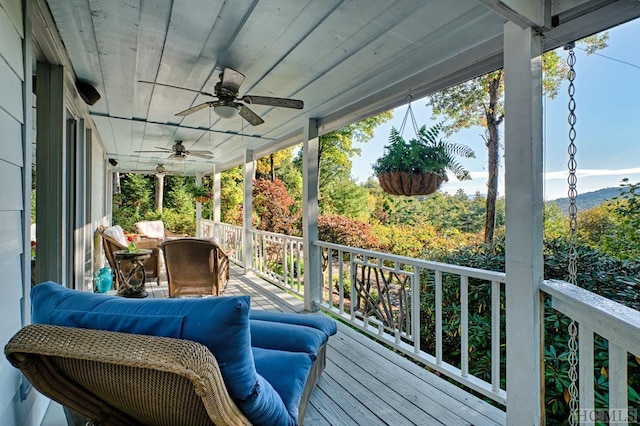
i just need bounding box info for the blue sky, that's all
[351,18,640,201]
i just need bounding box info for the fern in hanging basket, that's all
[190,185,213,203]
[372,123,475,196]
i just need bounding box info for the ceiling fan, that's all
[142,67,304,126]
[134,141,213,160]
[129,164,181,176]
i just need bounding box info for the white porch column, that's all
[213,165,221,239]
[302,119,320,312]
[504,22,544,425]
[155,173,164,213]
[195,172,203,237]
[243,150,254,274]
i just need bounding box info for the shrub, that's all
[432,237,640,424]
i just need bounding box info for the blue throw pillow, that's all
[31,282,296,426]
[250,310,337,336]
[252,347,313,422]
[250,319,327,356]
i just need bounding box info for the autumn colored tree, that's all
[252,178,301,236]
[428,34,608,243]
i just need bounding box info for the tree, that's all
[294,111,393,213]
[428,34,609,243]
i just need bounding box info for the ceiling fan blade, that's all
[220,68,245,95]
[175,102,212,116]
[138,80,216,98]
[189,149,214,155]
[189,152,214,159]
[134,147,172,153]
[238,105,264,126]
[242,95,304,109]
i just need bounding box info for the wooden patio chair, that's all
[98,226,162,287]
[5,324,250,426]
[161,238,230,297]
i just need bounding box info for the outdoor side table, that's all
[113,249,152,298]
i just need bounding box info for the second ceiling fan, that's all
[174,67,304,126]
[135,140,213,160]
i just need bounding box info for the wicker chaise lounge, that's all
[5,324,250,425]
[6,282,337,426]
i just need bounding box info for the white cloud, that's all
[544,167,640,180]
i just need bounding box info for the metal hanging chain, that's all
[564,42,579,426]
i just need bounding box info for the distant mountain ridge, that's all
[549,186,627,213]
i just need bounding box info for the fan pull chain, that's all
[564,42,579,426]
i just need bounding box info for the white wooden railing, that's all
[541,280,640,425]
[250,229,304,297]
[313,240,507,405]
[202,221,640,421]
[200,220,243,264]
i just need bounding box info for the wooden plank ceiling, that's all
[44,0,640,176]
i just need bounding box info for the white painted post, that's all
[504,22,544,425]
[195,172,203,237]
[213,165,221,240]
[302,119,320,312]
[243,150,254,274]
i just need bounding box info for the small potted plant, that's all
[372,123,475,196]
[191,185,212,203]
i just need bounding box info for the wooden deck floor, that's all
[146,266,506,426]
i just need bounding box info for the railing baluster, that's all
[412,267,420,354]
[327,249,333,308]
[338,249,344,314]
[491,281,500,393]
[350,251,356,321]
[436,270,443,366]
[579,324,594,426]
[461,275,469,378]
[609,342,628,420]
[282,238,288,288]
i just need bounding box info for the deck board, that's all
[136,265,507,425]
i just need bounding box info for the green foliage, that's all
[220,166,244,225]
[112,174,154,231]
[544,203,568,240]
[602,179,640,260]
[432,237,640,424]
[321,177,369,220]
[372,124,475,181]
[294,111,393,214]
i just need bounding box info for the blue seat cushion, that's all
[250,310,337,336]
[31,282,294,426]
[250,319,327,356]
[253,347,313,422]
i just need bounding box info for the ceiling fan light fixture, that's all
[213,103,239,119]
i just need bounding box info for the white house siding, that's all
[0,0,45,424]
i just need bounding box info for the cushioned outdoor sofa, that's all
[6,282,337,425]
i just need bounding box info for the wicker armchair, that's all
[98,226,162,287]
[5,324,250,426]
[161,238,230,297]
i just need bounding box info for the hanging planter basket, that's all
[372,100,474,197]
[377,172,446,196]
[195,196,211,203]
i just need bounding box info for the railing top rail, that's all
[314,240,506,282]
[250,228,304,242]
[542,279,640,357]
[542,279,640,332]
